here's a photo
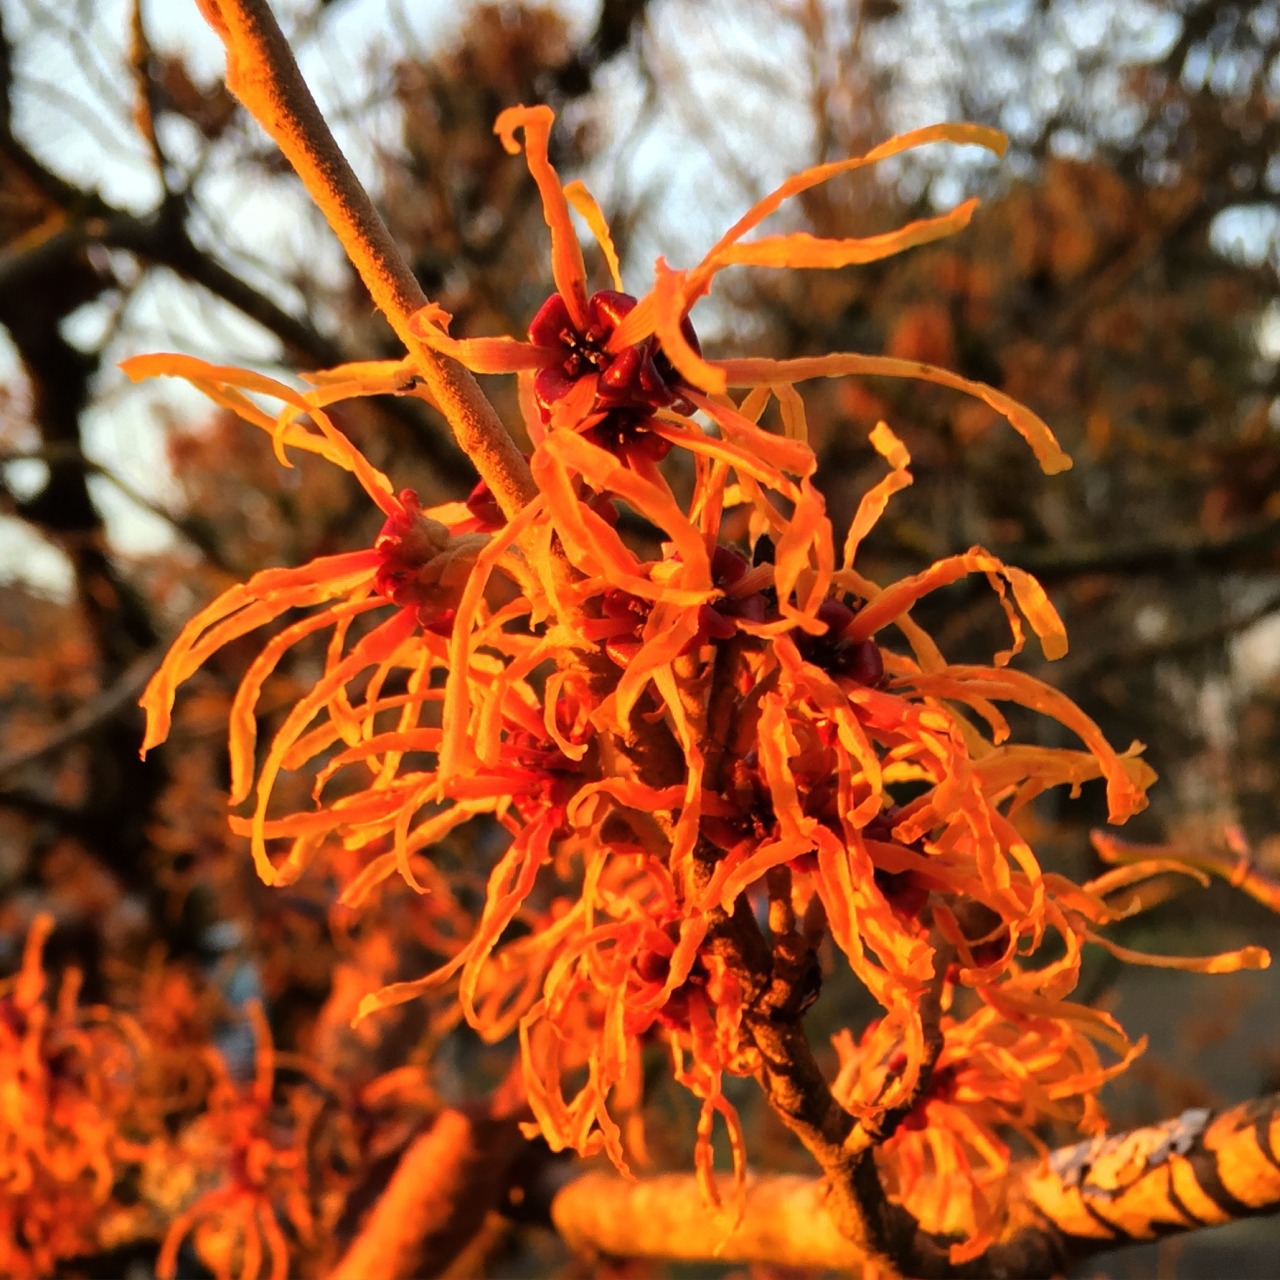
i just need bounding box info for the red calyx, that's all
[580,588,652,666]
[373,489,457,634]
[464,477,505,531]
[863,803,906,844]
[504,727,579,823]
[897,1064,961,1132]
[873,868,931,921]
[685,545,771,648]
[800,598,886,685]
[527,288,700,463]
[632,921,711,1031]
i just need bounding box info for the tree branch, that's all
[197,0,537,520]
[0,646,162,784]
[705,891,902,1264]
[326,1105,527,1280]
[1059,586,1280,684]
[0,179,475,490]
[550,1092,1280,1277]
[1000,511,1280,583]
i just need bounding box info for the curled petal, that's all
[715,198,980,270]
[564,179,624,290]
[844,547,1067,663]
[539,429,711,586]
[121,353,402,512]
[717,352,1071,475]
[683,391,816,480]
[139,552,379,754]
[843,422,913,569]
[407,304,554,372]
[652,259,725,393]
[914,665,1149,822]
[494,105,590,327]
[1086,932,1269,974]
[692,123,1005,297]
[611,125,1005,359]
[228,596,384,803]
[250,610,418,884]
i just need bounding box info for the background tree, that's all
[0,1,1279,1277]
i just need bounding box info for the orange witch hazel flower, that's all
[156,1002,313,1280]
[832,976,1144,1262]
[412,106,1071,480]
[0,916,150,1278]
[128,104,1268,1250]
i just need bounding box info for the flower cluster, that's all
[155,1002,314,1280]
[833,973,1142,1258]
[0,917,148,1278]
[0,918,377,1279]
[125,104,1267,1253]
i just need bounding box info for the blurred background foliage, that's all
[1,0,1280,1275]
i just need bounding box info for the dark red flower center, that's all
[800,598,885,685]
[690,546,770,645]
[501,681,594,826]
[631,922,711,1031]
[528,289,701,464]
[894,1060,961,1132]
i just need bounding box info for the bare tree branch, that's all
[1003,512,1280,584]
[0,646,161,784]
[326,1103,527,1280]
[551,1093,1280,1277]
[197,0,537,520]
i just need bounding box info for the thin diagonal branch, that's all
[707,892,898,1262]
[326,1105,526,1280]
[196,0,537,520]
[0,647,162,783]
[1002,510,1280,583]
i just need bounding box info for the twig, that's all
[0,176,474,488]
[707,875,949,1267]
[195,0,537,521]
[1000,511,1280,583]
[325,1060,529,1280]
[707,892,895,1262]
[691,659,905,1262]
[1060,586,1280,684]
[0,646,161,782]
[3,445,235,571]
[128,0,171,191]
[554,1172,866,1270]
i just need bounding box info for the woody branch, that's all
[87,1090,1280,1277]
[688,641,947,1268]
[195,0,538,519]
[551,1091,1280,1277]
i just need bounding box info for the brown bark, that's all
[551,1092,1280,1277]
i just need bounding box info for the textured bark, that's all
[553,1172,866,1269]
[551,1093,1280,1277]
